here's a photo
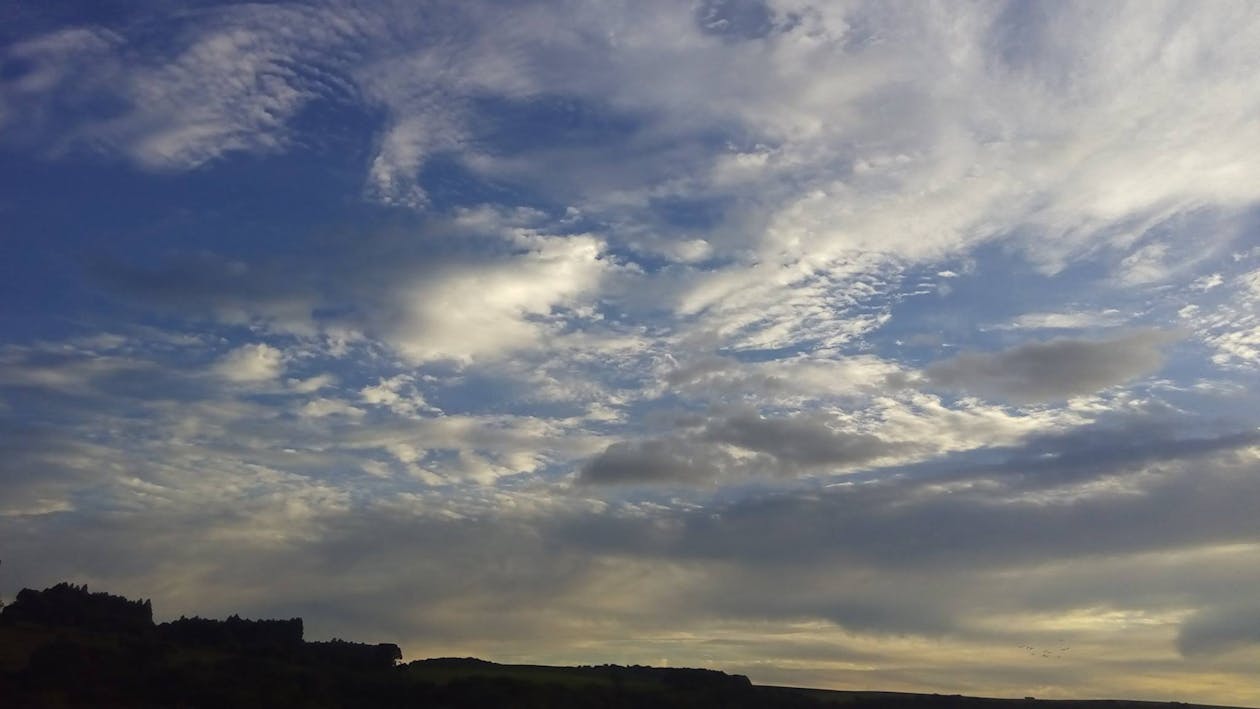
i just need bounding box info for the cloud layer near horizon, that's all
[3,1,1260,704]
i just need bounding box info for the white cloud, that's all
[1239,268,1260,299]
[9,0,1260,261]
[1192,266,1260,369]
[1191,273,1224,292]
[2,5,352,169]
[1,27,121,97]
[287,373,337,393]
[666,253,899,353]
[360,374,432,416]
[299,398,366,419]
[212,343,285,383]
[385,233,610,363]
[1118,242,1171,286]
[363,115,453,209]
[1207,325,1260,369]
[996,310,1127,331]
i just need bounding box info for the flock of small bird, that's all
[1019,644,1070,659]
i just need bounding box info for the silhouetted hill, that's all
[0,582,1249,708]
[2,582,152,634]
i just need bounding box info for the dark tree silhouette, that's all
[0,582,153,634]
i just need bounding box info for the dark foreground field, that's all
[0,583,1247,708]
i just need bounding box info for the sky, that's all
[2,0,1260,703]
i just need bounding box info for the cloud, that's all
[924,330,1178,403]
[0,4,362,169]
[4,349,1260,701]
[7,3,1260,704]
[696,0,776,41]
[360,375,431,416]
[0,27,123,143]
[363,116,448,209]
[6,0,1251,255]
[1178,604,1260,657]
[0,348,153,395]
[576,431,1260,575]
[994,310,1126,331]
[580,408,907,484]
[287,374,337,394]
[212,344,285,383]
[1118,242,1171,286]
[94,216,612,366]
[578,363,1095,486]
[578,438,729,485]
[662,354,903,402]
[299,398,365,419]
[382,232,609,364]
[91,250,320,335]
[1196,264,1260,369]
[702,410,898,469]
[1208,326,1260,369]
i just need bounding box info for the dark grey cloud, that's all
[702,410,897,468]
[551,430,1260,655]
[578,437,729,485]
[1177,604,1260,657]
[579,410,903,484]
[686,563,963,636]
[89,250,321,329]
[0,422,102,516]
[566,418,1260,573]
[917,414,1260,491]
[924,329,1178,403]
[680,473,1256,571]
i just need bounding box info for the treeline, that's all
[159,615,305,654]
[2,582,153,634]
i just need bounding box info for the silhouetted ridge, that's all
[415,656,500,668]
[407,657,753,691]
[0,582,152,634]
[159,615,304,654]
[306,638,403,670]
[0,581,1246,708]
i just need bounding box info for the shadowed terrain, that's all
[0,582,1249,708]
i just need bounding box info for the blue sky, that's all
[3,0,1260,703]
